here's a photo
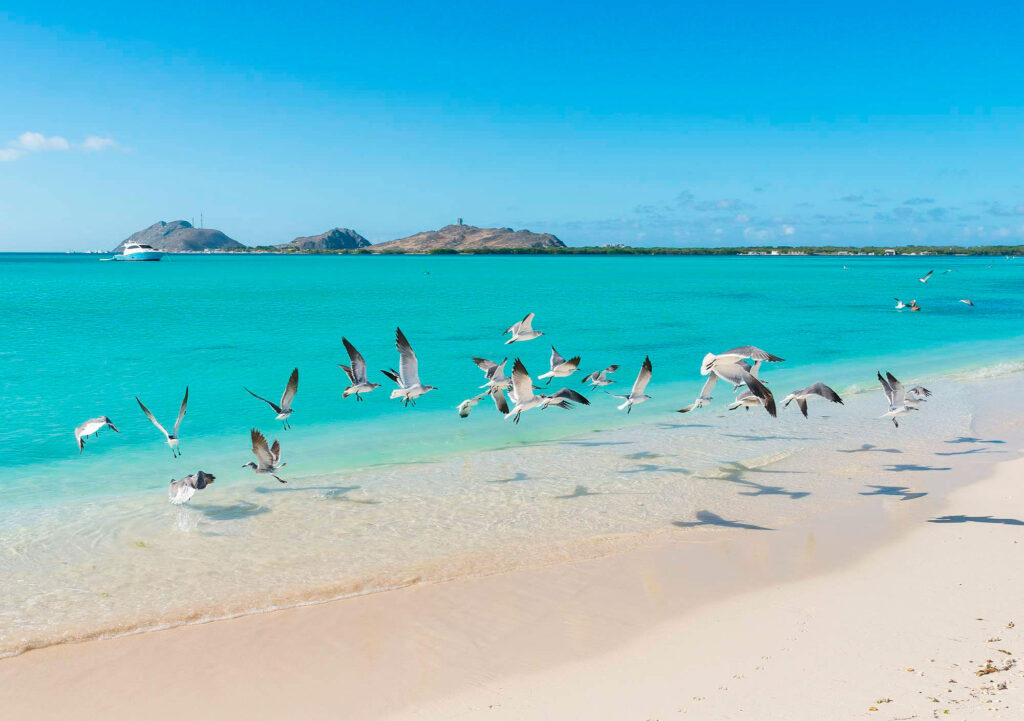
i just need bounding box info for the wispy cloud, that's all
[838,194,864,202]
[903,197,935,205]
[1,131,121,162]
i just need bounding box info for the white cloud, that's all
[82,136,118,152]
[2,131,120,161]
[12,132,70,152]
[782,225,796,236]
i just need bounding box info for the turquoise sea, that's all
[1,253,1023,655]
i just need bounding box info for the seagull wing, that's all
[246,387,282,414]
[511,358,535,403]
[489,387,510,414]
[338,364,356,383]
[719,346,785,363]
[909,385,932,397]
[395,327,420,387]
[173,386,189,436]
[877,372,894,406]
[168,478,196,505]
[885,372,906,408]
[136,397,170,440]
[251,428,275,470]
[550,388,590,405]
[518,313,535,333]
[630,356,652,396]
[804,382,843,404]
[343,338,368,383]
[740,370,776,417]
[604,365,620,374]
[549,346,565,370]
[279,368,299,411]
[920,270,934,282]
[270,439,281,465]
[473,357,499,375]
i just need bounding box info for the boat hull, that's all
[114,252,164,261]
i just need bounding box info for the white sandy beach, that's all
[3,450,1022,720]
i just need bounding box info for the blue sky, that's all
[1,1,1022,250]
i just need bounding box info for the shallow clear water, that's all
[1,253,1023,655]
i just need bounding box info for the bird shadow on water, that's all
[487,472,530,484]
[861,485,928,501]
[929,515,1024,526]
[837,444,902,454]
[622,451,662,460]
[721,433,817,442]
[656,423,714,430]
[673,510,773,531]
[884,463,952,472]
[619,463,690,475]
[253,484,360,496]
[553,485,602,499]
[945,437,1006,445]
[935,448,1005,457]
[699,462,810,500]
[194,502,270,520]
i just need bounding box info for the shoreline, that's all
[3,431,1022,718]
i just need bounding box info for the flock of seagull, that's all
[893,268,975,311]
[72,309,934,506]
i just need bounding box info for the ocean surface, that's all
[1,252,1023,656]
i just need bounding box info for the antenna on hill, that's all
[200,212,203,229]
[458,217,463,225]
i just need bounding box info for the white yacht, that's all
[114,243,165,261]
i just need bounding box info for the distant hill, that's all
[276,227,370,251]
[373,224,565,253]
[113,221,244,252]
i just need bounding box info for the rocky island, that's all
[371,224,565,253]
[275,227,370,252]
[112,220,244,253]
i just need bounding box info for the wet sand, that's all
[3,445,1022,719]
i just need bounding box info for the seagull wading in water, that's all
[609,356,652,413]
[505,358,589,423]
[380,327,437,407]
[246,368,298,430]
[136,387,188,457]
[243,428,286,482]
[74,416,119,453]
[168,470,216,505]
[503,313,543,344]
[878,371,916,427]
[678,346,783,414]
[781,382,844,418]
[339,338,380,401]
[538,346,581,384]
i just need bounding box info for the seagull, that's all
[905,385,933,408]
[136,387,188,457]
[246,368,298,429]
[339,338,380,401]
[505,359,589,423]
[168,470,216,505]
[918,270,934,283]
[609,356,652,413]
[380,327,437,406]
[906,299,921,312]
[680,361,776,416]
[243,428,286,482]
[878,371,916,427]
[700,346,784,376]
[538,346,581,384]
[503,312,543,344]
[74,416,119,453]
[781,383,844,418]
[581,365,619,387]
[894,298,907,309]
[959,299,974,306]
[457,387,510,418]
[473,357,511,390]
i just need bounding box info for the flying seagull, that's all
[538,346,581,384]
[700,346,784,376]
[581,365,619,387]
[905,385,933,408]
[246,368,298,429]
[959,299,974,306]
[609,356,652,413]
[168,470,216,505]
[74,416,119,454]
[918,270,934,283]
[457,387,510,418]
[339,338,380,401]
[136,387,188,457]
[781,382,844,418]
[505,358,589,423]
[894,298,907,309]
[878,371,916,427]
[243,428,286,482]
[503,313,543,344]
[380,327,437,406]
[473,357,511,390]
